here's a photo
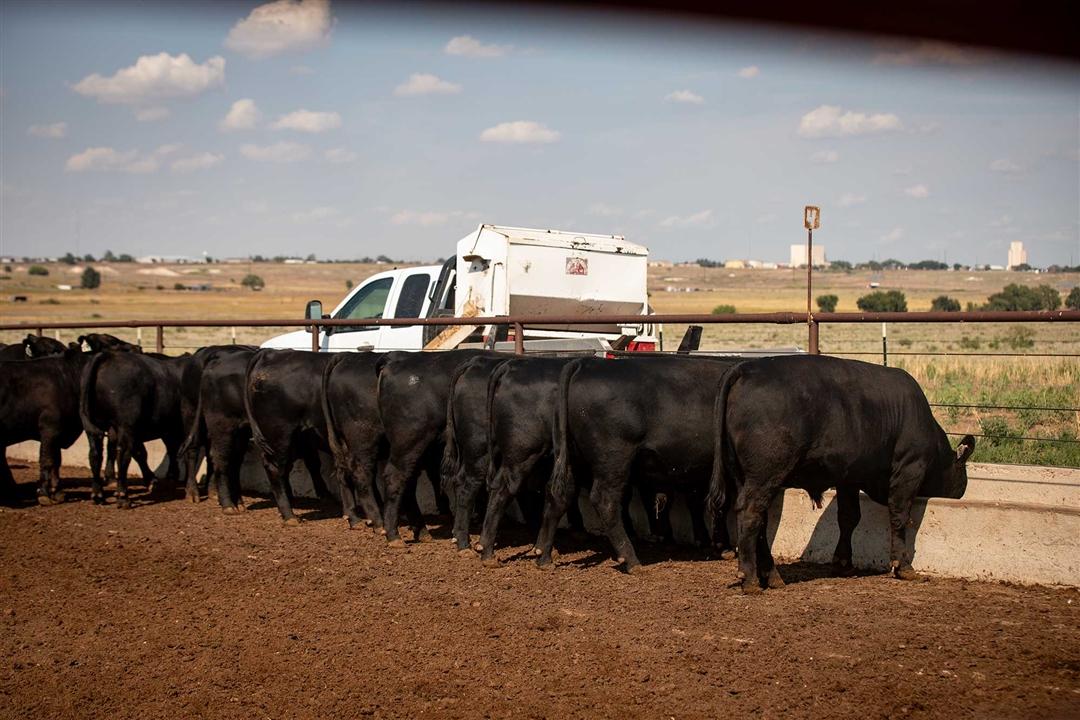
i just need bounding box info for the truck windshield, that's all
[336,277,393,320]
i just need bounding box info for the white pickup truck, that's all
[261,224,659,353]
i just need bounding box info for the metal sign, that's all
[804,205,820,230]
[565,257,588,276]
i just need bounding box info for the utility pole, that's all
[804,206,821,354]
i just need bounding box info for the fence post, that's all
[808,318,820,354]
[155,325,164,354]
[881,322,888,367]
[231,326,237,345]
[136,327,142,348]
[311,323,319,353]
[514,322,524,355]
[36,327,43,337]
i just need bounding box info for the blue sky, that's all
[1,0,1078,265]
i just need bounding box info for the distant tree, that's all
[116,253,134,263]
[80,266,101,290]
[711,304,737,314]
[952,263,964,271]
[1065,287,1080,310]
[828,260,852,271]
[103,250,117,262]
[241,274,265,291]
[251,255,267,263]
[306,253,316,262]
[3,265,11,273]
[930,295,961,312]
[60,252,77,265]
[173,282,186,291]
[345,279,353,290]
[375,254,394,263]
[881,258,906,270]
[983,283,1060,311]
[816,294,838,313]
[1011,263,1032,272]
[359,256,373,264]
[28,265,49,276]
[908,260,948,270]
[696,258,721,268]
[857,260,883,271]
[856,290,907,312]
[83,253,96,263]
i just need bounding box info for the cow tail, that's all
[79,351,108,437]
[439,358,475,495]
[177,368,207,459]
[484,360,513,489]
[321,353,349,470]
[242,350,276,463]
[707,365,740,517]
[550,358,584,504]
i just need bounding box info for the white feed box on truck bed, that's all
[456,224,650,333]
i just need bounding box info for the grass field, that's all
[2,260,1077,467]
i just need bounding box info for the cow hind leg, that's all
[734,483,775,594]
[87,432,105,502]
[380,458,418,546]
[36,429,64,505]
[534,476,577,569]
[832,485,862,576]
[348,457,382,531]
[591,479,643,573]
[451,459,486,552]
[887,475,923,581]
[0,451,15,499]
[114,432,135,509]
[131,442,155,490]
[755,511,784,589]
[476,468,521,564]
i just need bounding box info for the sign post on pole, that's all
[803,206,820,353]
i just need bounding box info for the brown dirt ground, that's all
[1,463,1077,720]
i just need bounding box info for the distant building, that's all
[789,244,826,268]
[724,259,746,269]
[1007,241,1028,269]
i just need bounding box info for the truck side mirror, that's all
[305,300,323,320]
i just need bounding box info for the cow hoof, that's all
[720,549,737,561]
[186,493,201,504]
[832,561,856,578]
[36,494,54,506]
[283,517,301,527]
[895,566,922,582]
[626,563,646,576]
[116,498,133,510]
[458,547,478,558]
[222,506,239,516]
[387,538,408,549]
[535,558,556,571]
[741,580,764,595]
[414,528,433,543]
[765,569,786,589]
[482,557,503,568]
[92,495,105,506]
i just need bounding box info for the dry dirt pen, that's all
[2,463,1078,720]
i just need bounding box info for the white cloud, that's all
[390,209,479,227]
[28,122,67,139]
[797,104,902,138]
[665,89,704,105]
[659,209,715,228]
[171,152,224,173]
[239,142,311,162]
[220,99,260,131]
[393,73,462,97]
[324,147,357,164]
[72,53,225,105]
[479,120,560,144]
[737,65,760,79]
[225,0,333,59]
[135,106,170,122]
[290,64,315,76]
[904,184,930,198]
[873,41,984,67]
[587,203,623,217]
[444,35,510,58]
[810,149,839,164]
[270,109,341,133]
[154,143,182,157]
[989,158,1021,175]
[838,192,866,207]
[65,147,157,174]
[879,227,904,243]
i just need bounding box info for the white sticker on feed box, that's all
[804,205,820,230]
[565,257,588,276]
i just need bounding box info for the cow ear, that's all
[955,434,975,464]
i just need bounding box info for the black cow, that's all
[535,355,739,572]
[243,349,337,525]
[708,354,975,594]
[178,348,256,513]
[177,345,258,502]
[376,349,492,546]
[473,355,592,565]
[79,351,195,507]
[0,334,68,360]
[321,352,389,530]
[441,355,513,552]
[77,333,143,354]
[1,348,88,503]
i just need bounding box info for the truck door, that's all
[378,269,435,351]
[325,276,394,351]
[423,257,456,346]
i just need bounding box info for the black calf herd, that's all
[1,334,975,594]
